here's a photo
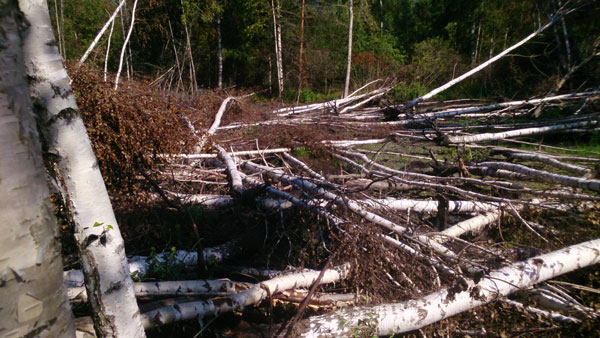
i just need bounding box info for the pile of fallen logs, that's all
[64,79,600,336]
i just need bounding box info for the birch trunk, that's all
[400,15,560,112]
[0,3,75,335]
[217,16,223,89]
[296,238,600,337]
[343,0,353,98]
[296,0,306,103]
[114,0,139,90]
[271,0,284,97]
[19,0,146,336]
[103,18,115,82]
[477,161,600,192]
[78,0,126,66]
[142,264,350,329]
[445,120,597,144]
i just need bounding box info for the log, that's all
[445,120,598,144]
[477,161,600,192]
[141,264,350,329]
[296,237,600,336]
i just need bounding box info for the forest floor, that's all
[64,66,600,337]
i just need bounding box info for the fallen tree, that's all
[295,237,600,337]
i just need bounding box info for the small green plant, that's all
[93,221,114,231]
[391,82,428,102]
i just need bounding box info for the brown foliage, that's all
[68,63,196,202]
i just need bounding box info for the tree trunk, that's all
[296,0,306,104]
[78,0,126,66]
[271,0,284,98]
[19,0,146,336]
[296,238,600,336]
[343,0,354,98]
[103,18,115,82]
[401,14,561,112]
[217,16,223,89]
[115,0,139,90]
[0,3,75,336]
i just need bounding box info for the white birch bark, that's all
[394,91,598,125]
[103,18,115,82]
[78,0,126,66]
[446,120,597,144]
[141,264,350,329]
[215,144,244,194]
[361,198,497,214]
[297,238,600,337]
[0,3,75,335]
[343,0,353,98]
[503,150,592,176]
[271,0,284,97]
[477,161,600,192]
[163,148,290,159]
[217,16,223,89]
[400,16,560,111]
[19,1,145,336]
[436,212,500,242]
[69,279,254,302]
[114,0,139,90]
[197,96,237,151]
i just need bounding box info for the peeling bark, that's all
[296,238,600,337]
[0,3,75,335]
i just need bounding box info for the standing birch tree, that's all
[0,1,75,336]
[18,0,146,336]
[343,0,353,98]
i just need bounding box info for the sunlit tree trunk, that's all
[115,0,139,90]
[19,0,146,336]
[78,0,126,66]
[271,0,284,98]
[343,0,354,98]
[0,2,75,336]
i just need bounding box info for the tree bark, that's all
[401,14,562,112]
[343,0,353,98]
[0,3,75,335]
[114,0,139,90]
[296,238,600,336]
[217,16,223,89]
[271,0,284,98]
[141,264,350,329]
[19,0,146,336]
[78,0,126,66]
[103,17,115,82]
[296,0,306,104]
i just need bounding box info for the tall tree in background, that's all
[0,1,75,336]
[19,0,146,336]
[343,0,354,97]
[296,0,306,103]
[271,0,284,97]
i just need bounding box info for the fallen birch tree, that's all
[295,237,600,337]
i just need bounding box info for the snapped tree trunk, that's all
[19,0,146,336]
[343,0,354,98]
[0,3,75,336]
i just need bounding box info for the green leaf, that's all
[106,225,114,230]
[93,221,104,227]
